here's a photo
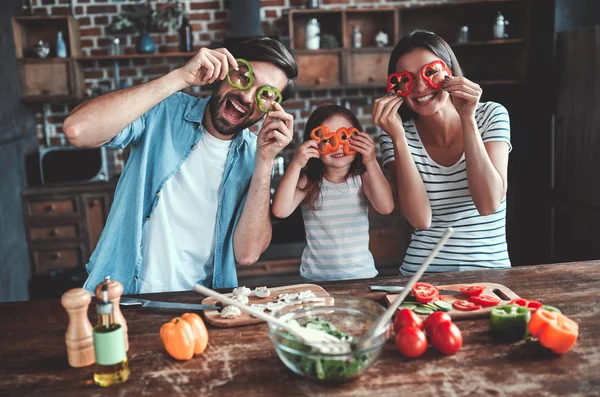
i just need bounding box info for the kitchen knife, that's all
[120,297,220,311]
[369,285,459,295]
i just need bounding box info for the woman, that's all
[374,29,512,275]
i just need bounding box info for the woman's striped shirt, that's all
[300,175,378,281]
[380,102,512,275]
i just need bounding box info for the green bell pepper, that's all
[490,305,531,343]
[256,85,282,113]
[226,58,254,91]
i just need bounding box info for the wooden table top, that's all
[1,261,599,396]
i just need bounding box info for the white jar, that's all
[306,18,320,50]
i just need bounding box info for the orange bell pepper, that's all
[339,127,359,155]
[160,317,195,360]
[180,313,209,355]
[528,308,579,354]
[310,125,341,155]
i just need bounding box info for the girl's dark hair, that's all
[388,29,464,121]
[301,104,365,210]
[232,37,298,101]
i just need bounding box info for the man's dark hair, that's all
[388,29,463,121]
[231,37,298,101]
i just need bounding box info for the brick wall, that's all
[23,0,433,171]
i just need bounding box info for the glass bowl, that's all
[268,297,390,383]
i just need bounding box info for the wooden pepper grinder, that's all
[94,276,129,351]
[61,288,95,367]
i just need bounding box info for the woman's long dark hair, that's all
[388,29,464,121]
[301,104,365,211]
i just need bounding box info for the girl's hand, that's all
[177,47,238,87]
[291,140,320,169]
[372,94,405,141]
[443,76,482,119]
[350,132,377,165]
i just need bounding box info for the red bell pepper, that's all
[509,298,544,311]
[387,72,413,97]
[420,60,452,89]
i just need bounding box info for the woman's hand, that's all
[177,47,238,87]
[443,76,482,120]
[291,140,320,169]
[372,94,405,141]
[350,132,377,165]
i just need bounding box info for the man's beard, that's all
[208,92,262,136]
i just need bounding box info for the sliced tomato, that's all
[411,282,439,303]
[459,285,485,296]
[470,294,501,307]
[453,300,482,311]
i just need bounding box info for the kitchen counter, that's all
[1,261,599,396]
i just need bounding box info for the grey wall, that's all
[0,0,38,302]
[555,0,600,32]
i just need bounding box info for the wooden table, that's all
[1,261,599,396]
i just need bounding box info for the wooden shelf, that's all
[451,38,525,47]
[21,95,85,103]
[79,52,195,61]
[17,57,74,63]
[292,48,342,56]
[347,47,395,53]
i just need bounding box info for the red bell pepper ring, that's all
[509,298,544,311]
[470,294,501,307]
[310,125,341,155]
[421,60,452,89]
[411,282,439,303]
[387,72,413,97]
[339,127,360,155]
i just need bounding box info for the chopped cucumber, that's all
[414,306,435,315]
[433,300,453,312]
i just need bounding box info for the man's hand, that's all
[177,47,239,88]
[257,102,294,162]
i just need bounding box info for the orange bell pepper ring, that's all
[310,125,341,155]
[528,308,579,354]
[339,127,360,155]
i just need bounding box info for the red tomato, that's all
[459,285,485,296]
[424,311,452,335]
[452,300,482,311]
[395,326,428,358]
[430,321,463,355]
[412,282,439,303]
[394,308,424,333]
[470,294,501,307]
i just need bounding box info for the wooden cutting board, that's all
[385,282,520,320]
[201,283,332,328]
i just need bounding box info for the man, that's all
[64,38,298,294]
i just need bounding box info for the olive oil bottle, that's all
[93,285,130,387]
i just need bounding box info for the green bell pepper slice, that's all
[490,305,531,343]
[226,58,254,91]
[539,305,561,313]
[256,85,282,113]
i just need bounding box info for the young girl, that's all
[375,29,512,275]
[272,105,394,281]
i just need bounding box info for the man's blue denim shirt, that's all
[83,93,257,294]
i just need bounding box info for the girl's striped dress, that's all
[300,175,378,281]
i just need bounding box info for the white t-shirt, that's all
[380,102,512,274]
[139,130,232,293]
